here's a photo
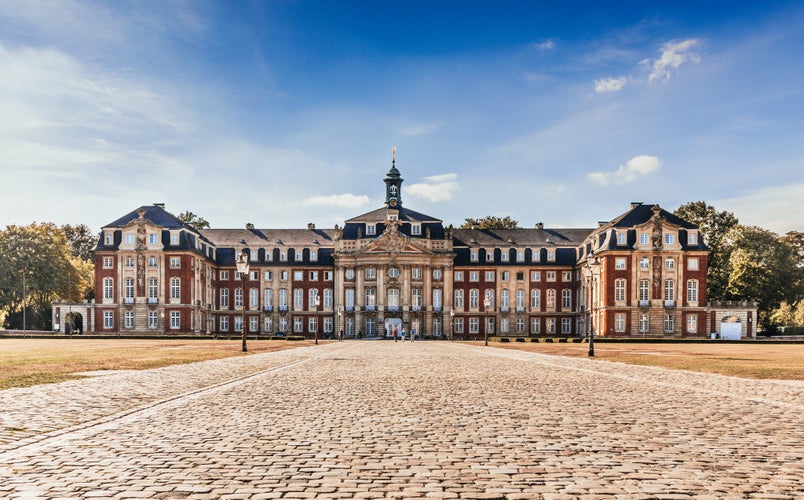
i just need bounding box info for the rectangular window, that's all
[687,314,698,333]
[103,278,113,299]
[532,249,541,262]
[170,278,180,300]
[249,288,259,308]
[170,257,180,268]
[688,258,699,270]
[547,289,556,308]
[615,280,626,302]
[264,317,273,333]
[308,317,317,334]
[500,251,509,262]
[531,289,540,308]
[454,289,464,309]
[687,280,698,303]
[103,257,113,269]
[454,271,463,281]
[264,271,272,281]
[294,289,303,309]
[547,318,555,333]
[547,250,556,262]
[171,311,180,329]
[365,267,376,279]
[688,232,698,245]
[486,250,494,262]
[220,316,229,332]
[469,318,479,333]
[454,318,464,334]
[665,258,675,270]
[280,251,287,262]
[148,311,158,329]
[485,271,495,282]
[148,256,157,267]
[562,288,572,308]
[516,289,525,310]
[149,233,158,245]
[170,232,179,245]
[104,232,113,245]
[249,270,258,281]
[250,316,258,333]
[281,271,288,281]
[310,249,317,262]
[469,271,479,282]
[562,271,572,282]
[639,280,649,301]
[664,313,674,332]
[640,233,650,245]
[531,271,541,281]
[125,234,135,245]
[125,257,134,267]
[148,278,157,299]
[470,250,479,262]
[309,271,318,281]
[531,318,541,334]
[516,318,525,333]
[294,250,303,262]
[617,232,627,245]
[516,249,525,262]
[235,288,243,307]
[220,288,229,307]
[546,271,556,282]
[615,258,627,270]
[125,311,134,329]
[665,233,675,245]
[411,224,421,235]
[615,313,626,332]
[562,318,572,333]
[366,224,376,235]
[640,257,650,269]
[469,289,479,308]
[664,280,675,301]
[432,289,443,309]
[104,311,114,328]
[639,314,649,333]
[264,249,272,262]
[324,271,333,281]
[293,271,303,281]
[234,316,243,333]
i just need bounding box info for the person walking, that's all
[339,329,344,342]
[401,328,406,342]
[410,327,416,342]
[393,327,398,342]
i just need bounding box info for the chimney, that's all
[307,223,316,230]
[598,221,607,227]
[630,201,643,208]
[535,222,544,230]
[153,203,165,209]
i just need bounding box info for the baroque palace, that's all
[54,158,757,339]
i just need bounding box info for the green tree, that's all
[459,215,519,229]
[178,211,210,230]
[674,201,739,301]
[0,223,83,330]
[722,225,799,326]
[61,224,97,261]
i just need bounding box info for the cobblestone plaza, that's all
[1,341,802,499]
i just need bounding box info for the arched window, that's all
[103,277,114,299]
[614,279,626,302]
[687,280,698,303]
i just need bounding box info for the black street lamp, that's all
[313,292,320,345]
[584,252,601,357]
[483,296,491,346]
[235,248,250,353]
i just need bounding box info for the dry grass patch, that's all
[485,341,804,380]
[0,338,317,390]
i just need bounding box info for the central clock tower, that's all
[384,146,403,208]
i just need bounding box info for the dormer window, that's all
[664,233,676,245]
[688,231,698,245]
[411,224,421,235]
[532,248,541,262]
[366,224,376,236]
[170,232,180,245]
[486,250,494,262]
[616,232,627,245]
[149,233,158,245]
[104,232,113,245]
[125,233,135,245]
[547,250,556,262]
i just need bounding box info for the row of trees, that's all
[674,202,804,330]
[0,223,95,331]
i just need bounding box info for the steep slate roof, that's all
[599,203,698,231]
[346,206,443,224]
[103,204,190,231]
[453,228,593,247]
[199,228,336,247]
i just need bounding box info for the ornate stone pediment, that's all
[358,227,434,256]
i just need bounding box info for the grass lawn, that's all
[485,341,804,381]
[0,338,318,390]
[0,338,801,390]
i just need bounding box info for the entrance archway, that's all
[384,318,402,339]
[66,312,84,334]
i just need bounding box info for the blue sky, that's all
[1,1,803,234]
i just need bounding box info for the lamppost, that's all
[313,291,320,345]
[235,248,250,353]
[483,296,491,346]
[449,309,455,342]
[584,253,601,357]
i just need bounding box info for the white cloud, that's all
[587,155,663,186]
[303,193,371,209]
[648,38,702,84]
[395,121,443,137]
[594,76,627,93]
[406,173,459,202]
[716,182,804,234]
[531,39,555,51]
